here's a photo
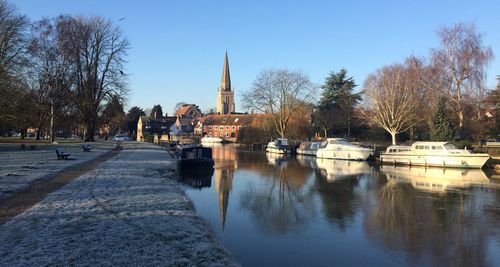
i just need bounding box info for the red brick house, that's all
[200,114,269,141]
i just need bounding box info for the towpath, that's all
[0,142,237,266]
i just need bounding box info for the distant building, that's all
[175,104,202,119]
[216,52,235,115]
[136,116,176,142]
[200,114,269,142]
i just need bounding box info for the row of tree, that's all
[242,22,498,145]
[0,0,129,141]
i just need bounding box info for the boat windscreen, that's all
[444,143,457,150]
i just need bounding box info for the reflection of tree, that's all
[315,173,360,230]
[365,177,494,267]
[239,165,315,234]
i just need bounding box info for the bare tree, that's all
[0,0,28,135]
[242,69,316,138]
[431,22,493,130]
[58,16,129,141]
[26,17,73,142]
[360,60,426,145]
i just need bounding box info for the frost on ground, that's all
[0,142,237,266]
[0,142,115,199]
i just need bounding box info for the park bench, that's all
[82,144,92,152]
[55,148,70,160]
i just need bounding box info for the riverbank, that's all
[0,142,237,266]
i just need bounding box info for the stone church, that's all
[216,52,235,115]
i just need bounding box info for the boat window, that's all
[424,145,430,149]
[389,149,395,152]
[431,146,442,150]
[329,140,336,144]
[416,145,422,149]
[320,141,328,148]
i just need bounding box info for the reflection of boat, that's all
[201,136,225,143]
[381,165,491,192]
[296,155,318,169]
[315,158,371,181]
[266,138,291,154]
[380,141,490,168]
[266,152,289,169]
[296,142,321,156]
[316,138,373,160]
[178,167,214,189]
[176,144,214,169]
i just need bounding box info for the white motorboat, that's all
[266,138,292,154]
[316,138,373,160]
[296,141,321,156]
[380,141,490,168]
[381,165,491,192]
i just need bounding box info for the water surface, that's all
[181,145,500,267]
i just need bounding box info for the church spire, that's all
[220,51,231,91]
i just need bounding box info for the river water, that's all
[181,144,500,267]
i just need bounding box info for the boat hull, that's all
[266,147,291,154]
[296,148,317,156]
[380,153,490,168]
[316,149,372,161]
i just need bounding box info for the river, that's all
[181,144,500,267]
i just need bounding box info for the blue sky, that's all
[15,0,500,114]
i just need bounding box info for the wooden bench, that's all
[82,144,92,152]
[56,148,70,160]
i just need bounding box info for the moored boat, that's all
[316,138,373,160]
[176,144,214,169]
[296,141,321,156]
[266,138,292,154]
[380,141,490,168]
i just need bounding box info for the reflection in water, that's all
[183,145,500,267]
[265,152,290,169]
[296,155,318,169]
[236,151,315,234]
[316,158,372,181]
[366,168,497,267]
[380,165,491,192]
[178,167,213,189]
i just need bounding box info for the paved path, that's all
[0,142,237,266]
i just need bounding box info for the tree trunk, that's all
[50,104,55,143]
[323,127,327,139]
[458,110,464,129]
[391,132,397,145]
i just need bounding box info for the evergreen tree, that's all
[126,106,145,135]
[314,69,361,138]
[150,104,163,119]
[429,97,455,141]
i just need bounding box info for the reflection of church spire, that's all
[215,167,233,231]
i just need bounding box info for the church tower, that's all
[216,51,235,114]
